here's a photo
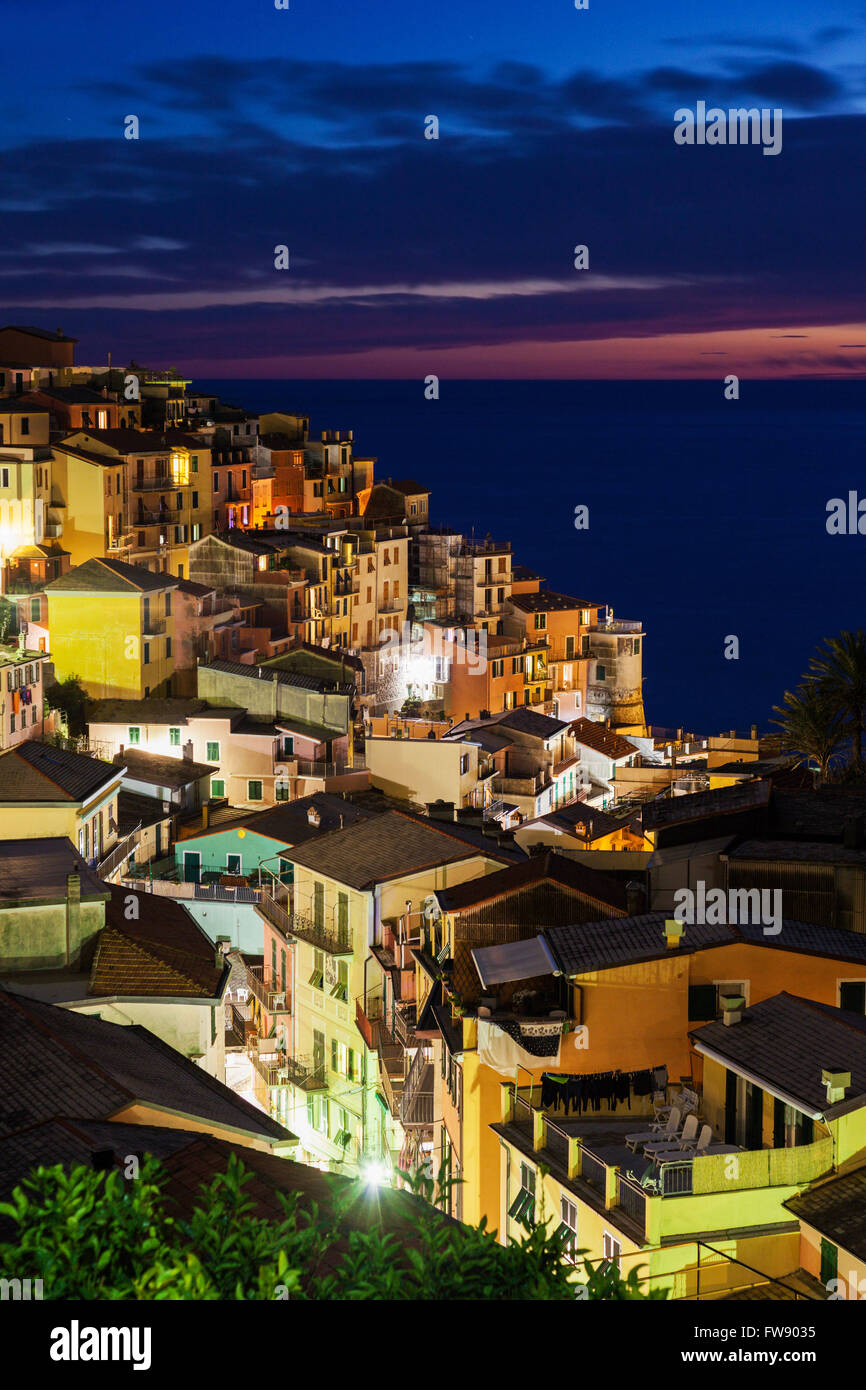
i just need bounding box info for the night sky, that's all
[1,0,864,377]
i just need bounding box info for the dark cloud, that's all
[0,55,861,370]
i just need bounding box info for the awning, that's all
[471,934,559,989]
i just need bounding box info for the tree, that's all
[809,630,866,768]
[0,1155,665,1301]
[771,680,846,780]
[44,675,88,738]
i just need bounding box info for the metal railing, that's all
[247,965,291,1014]
[97,822,141,880]
[249,1049,327,1091]
[579,1147,608,1193]
[617,1176,647,1234]
[400,1045,435,1127]
[284,908,353,956]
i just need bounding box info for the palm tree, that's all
[809,630,866,768]
[771,681,846,780]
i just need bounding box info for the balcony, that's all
[288,911,353,956]
[501,1086,834,1248]
[400,1044,435,1127]
[142,616,166,635]
[590,619,643,634]
[493,770,552,797]
[247,964,291,1015]
[248,1048,327,1091]
[131,473,189,492]
[356,995,383,1049]
[106,533,134,553]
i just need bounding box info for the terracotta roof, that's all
[0,742,120,803]
[497,708,570,740]
[511,591,594,613]
[434,849,628,914]
[45,557,177,594]
[691,993,866,1116]
[0,990,292,1144]
[90,886,225,999]
[569,718,638,760]
[114,749,216,786]
[641,779,771,831]
[182,792,379,846]
[785,1168,866,1261]
[286,808,513,889]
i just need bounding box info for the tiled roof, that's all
[569,717,638,760]
[285,808,512,889]
[0,1117,195,1206]
[497,708,570,740]
[511,591,593,613]
[0,742,120,803]
[691,993,866,1116]
[205,658,354,696]
[0,990,291,1143]
[182,792,379,846]
[115,749,216,786]
[547,912,733,976]
[45,557,177,594]
[0,837,106,905]
[88,698,209,726]
[434,850,628,914]
[785,1168,866,1261]
[728,839,866,866]
[641,779,771,831]
[90,885,226,998]
[770,789,866,838]
[531,802,632,840]
[0,324,77,341]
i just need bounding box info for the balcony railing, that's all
[248,1048,327,1091]
[400,1045,435,1127]
[97,822,141,881]
[142,616,166,635]
[247,964,291,1014]
[259,896,353,956]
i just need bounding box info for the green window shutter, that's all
[331,1038,338,1072]
[688,984,717,1020]
[820,1238,838,1286]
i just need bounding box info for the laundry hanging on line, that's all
[539,1065,667,1114]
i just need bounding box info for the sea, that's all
[193,379,866,736]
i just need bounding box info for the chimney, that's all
[183,739,194,761]
[307,805,321,827]
[626,881,645,916]
[663,918,684,950]
[202,803,209,828]
[426,799,455,823]
[750,724,758,741]
[822,1067,851,1105]
[721,993,746,1026]
[66,871,82,967]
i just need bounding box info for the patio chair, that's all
[653,1087,698,1124]
[647,1119,714,1163]
[625,1106,681,1152]
[643,1113,700,1160]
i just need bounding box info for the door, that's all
[183,851,201,883]
[745,1082,763,1150]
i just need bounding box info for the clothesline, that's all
[539,1065,668,1115]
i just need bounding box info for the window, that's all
[331,1039,350,1075]
[0,467,8,488]
[497,587,505,604]
[534,612,547,629]
[247,780,263,801]
[330,959,349,1003]
[20,417,29,436]
[206,741,220,762]
[226,853,241,875]
[565,635,575,660]
[192,491,199,508]
[508,1162,536,1225]
[459,753,470,775]
[128,727,141,745]
[165,592,172,617]
[511,656,524,674]
[143,641,150,666]
[309,950,324,990]
[213,472,219,492]
[596,664,606,680]
[602,1232,622,1271]
[556,1196,579,1263]
[336,891,349,946]
[491,659,504,678]
[210,778,225,799]
[840,981,866,1013]
[191,455,198,472]
[688,985,716,1021]
[169,727,180,746]
[30,597,41,623]
[313,881,325,929]
[165,636,172,658]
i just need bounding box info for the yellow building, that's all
[255,808,514,1175]
[0,740,123,863]
[51,429,211,577]
[45,556,176,699]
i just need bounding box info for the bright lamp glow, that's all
[361,1160,388,1187]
